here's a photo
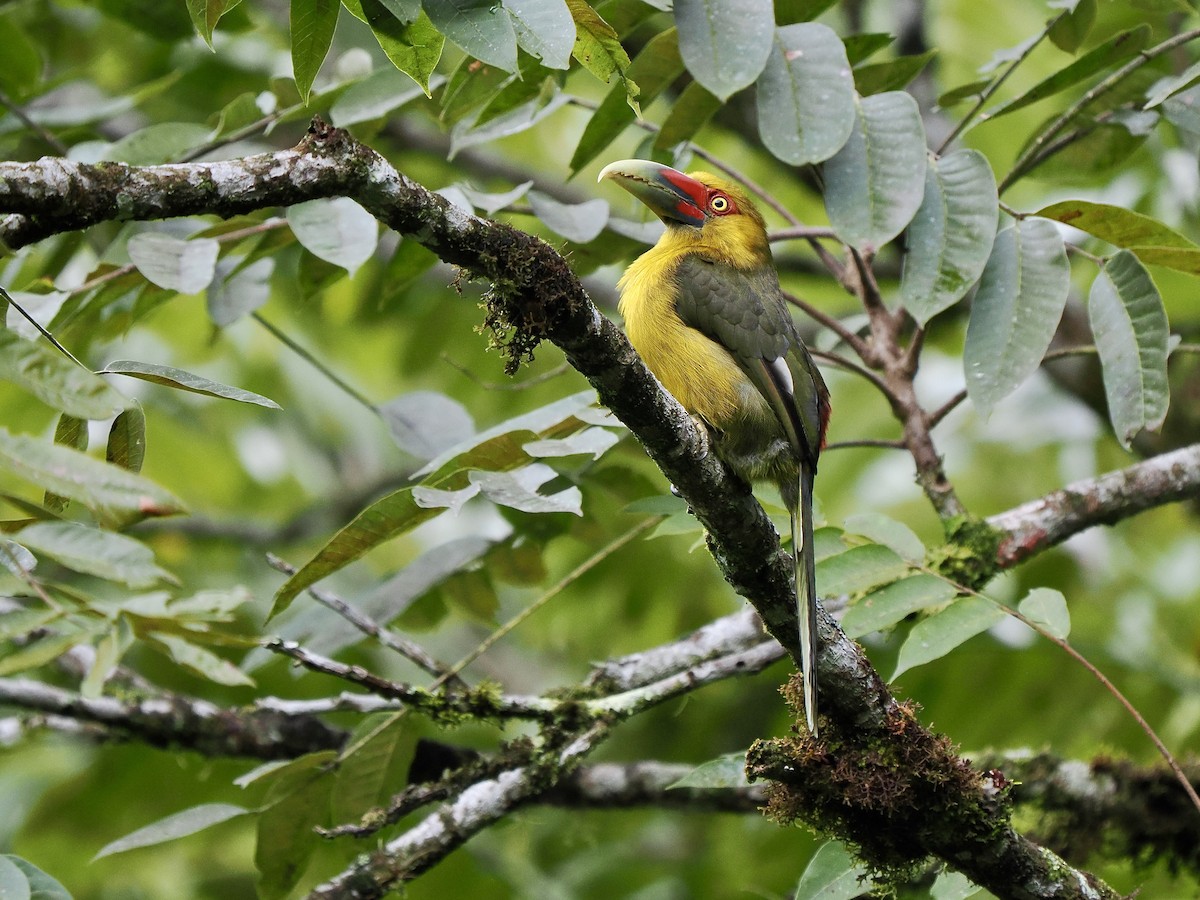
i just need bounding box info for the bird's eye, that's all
[709,193,732,214]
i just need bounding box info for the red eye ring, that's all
[708,192,734,215]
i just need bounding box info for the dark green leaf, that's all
[255,754,335,900]
[94,804,250,860]
[893,596,1005,679]
[186,0,243,47]
[149,634,255,686]
[963,219,1070,416]
[675,0,772,100]
[290,0,338,102]
[566,0,633,93]
[1047,0,1095,53]
[900,150,998,325]
[938,78,993,107]
[987,26,1151,121]
[0,16,42,100]
[360,4,444,93]
[1036,199,1198,250]
[1088,249,1170,447]
[853,50,937,96]
[98,360,281,409]
[824,92,927,249]
[0,330,127,420]
[333,714,409,822]
[654,81,721,151]
[756,23,856,166]
[106,402,146,473]
[843,33,894,65]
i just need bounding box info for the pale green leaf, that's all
[0,539,37,577]
[0,855,30,900]
[815,543,908,597]
[675,0,773,100]
[469,464,583,515]
[287,197,378,274]
[94,804,251,860]
[523,426,618,459]
[1088,249,1170,447]
[127,233,220,294]
[150,633,255,686]
[106,123,213,165]
[794,841,871,900]
[1036,199,1198,250]
[0,428,185,519]
[1018,587,1071,639]
[16,521,174,588]
[424,0,518,71]
[528,193,609,243]
[842,574,958,638]
[377,390,476,460]
[931,869,983,900]
[0,330,127,420]
[892,596,1005,679]
[449,93,569,157]
[206,256,274,327]
[1145,60,1200,108]
[504,0,574,69]
[98,360,281,409]
[756,23,856,166]
[900,150,998,325]
[841,513,925,562]
[824,92,927,250]
[0,630,93,676]
[566,0,633,91]
[667,752,749,789]
[330,66,438,125]
[964,219,1070,416]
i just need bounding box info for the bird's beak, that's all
[598,159,708,228]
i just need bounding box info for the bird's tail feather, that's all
[792,464,819,735]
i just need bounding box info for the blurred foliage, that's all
[0,0,1199,897]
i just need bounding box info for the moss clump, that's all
[928,515,1004,592]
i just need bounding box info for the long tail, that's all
[791,463,819,736]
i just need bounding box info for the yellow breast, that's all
[617,246,749,428]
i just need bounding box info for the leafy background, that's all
[1,0,1199,897]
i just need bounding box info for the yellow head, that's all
[599,160,770,270]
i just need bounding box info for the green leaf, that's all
[186,0,243,47]
[0,630,94,676]
[566,0,632,90]
[654,81,721,151]
[95,804,250,860]
[0,854,30,900]
[449,92,569,157]
[149,633,255,686]
[528,193,609,243]
[900,150,998,325]
[963,219,1070,417]
[377,390,476,460]
[853,50,937,96]
[1088,249,1170,447]
[2,855,70,900]
[271,393,594,618]
[255,754,335,900]
[1146,61,1200,108]
[987,26,1150,121]
[938,78,993,107]
[815,542,909,597]
[1036,199,1199,250]
[524,426,618,459]
[98,360,281,409]
[424,0,518,71]
[931,869,983,900]
[0,539,37,578]
[287,198,378,274]
[359,3,444,94]
[842,513,925,562]
[1047,0,1096,53]
[206,257,274,327]
[0,16,42,101]
[106,402,146,473]
[333,713,409,822]
[290,0,338,102]
[892,595,1004,679]
[823,92,927,250]
[106,123,213,165]
[842,574,958,639]
[794,841,871,900]
[16,521,174,588]
[675,0,772,100]
[569,28,683,172]
[667,752,749,789]
[330,65,437,126]
[1018,587,1070,639]
[504,0,574,69]
[1123,246,1200,277]
[756,23,856,166]
[469,464,583,514]
[127,234,220,294]
[843,33,894,65]
[0,331,126,420]
[0,428,185,520]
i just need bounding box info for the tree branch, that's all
[987,443,1200,567]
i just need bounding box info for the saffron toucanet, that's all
[600,159,831,734]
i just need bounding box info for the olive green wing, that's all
[673,255,826,466]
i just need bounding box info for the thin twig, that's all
[265,554,465,687]
[781,288,871,359]
[252,313,379,416]
[0,87,68,155]
[0,285,87,369]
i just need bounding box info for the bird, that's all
[599,159,831,734]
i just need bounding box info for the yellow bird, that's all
[600,159,831,734]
